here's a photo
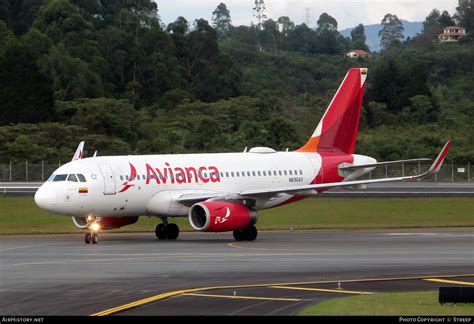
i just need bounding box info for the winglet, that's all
[71,141,85,161]
[427,140,452,174]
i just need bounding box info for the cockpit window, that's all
[53,174,68,182]
[67,174,78,182]
[77,174,86,182]
[47,174,55,182]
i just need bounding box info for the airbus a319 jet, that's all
[6,68,451,244]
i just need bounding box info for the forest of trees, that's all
[0,0,473,163]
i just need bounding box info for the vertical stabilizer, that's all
[297,68,367,154]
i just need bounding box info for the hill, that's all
[341,20,423,52]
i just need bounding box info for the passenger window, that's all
[236,172,240,177]
[226,172,229,177]
[263,171,266,176]
[242,172,245,177]
[279,171,282,176]
[220,172,224,178]
[284,170,287,176]
[53,174,68,182]
[77,174,86,182]
[231,172,234,177]
[274,171,277,176]
[67,174,78,182]
[289,170,293,175]
[252,171,256,176]
[120,175,123,181]
[300,170,303,175]
[258,171,261,176]
[247,171,250,176]
[126,175,129,180]
[294,170,298,175]
[137,175,141,180]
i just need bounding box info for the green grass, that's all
[299,291,474,316]
[0,196,473,234]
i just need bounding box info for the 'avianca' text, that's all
[145,163,221,184]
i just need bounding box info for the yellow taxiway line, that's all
[91,273,474,316]
[424,278,474,286]
[270,285,373,295]
[183,293,302,302]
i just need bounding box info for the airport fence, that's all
[0,161,472,182]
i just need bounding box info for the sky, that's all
[156,0,459,30]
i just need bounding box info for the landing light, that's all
[90,223,101,232]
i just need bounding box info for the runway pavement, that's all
[1,228,473,315]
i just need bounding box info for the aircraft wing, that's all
[176,140,451,203]
[177,193,230,206]
[240,140,451,197]
[338,158,432,171]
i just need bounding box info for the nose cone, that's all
[34,185,56,212]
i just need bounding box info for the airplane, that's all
[5,68,452,244]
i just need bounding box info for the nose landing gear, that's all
[84,215,100,244]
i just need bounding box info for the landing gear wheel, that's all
[166,223,179,240]
[155,223,167,240]
[91,233,99,244]
[242,225,258,241]
[233,230,245,241]
[85,233,92,244]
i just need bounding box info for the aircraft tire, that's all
[155,223,167,240]
[233,230,245,241]
[243,225,257,241]
[166,223,179,240]
[91,233,99,244]
[85,233,92,244]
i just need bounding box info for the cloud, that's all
[156,0,458,29]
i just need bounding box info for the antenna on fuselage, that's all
[93,151,97,157]
[243,147,248,153]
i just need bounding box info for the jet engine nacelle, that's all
[188,201,258,232]
[72,216,139,230]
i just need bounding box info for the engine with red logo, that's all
[188,201,258,232]
[72,216,139,230]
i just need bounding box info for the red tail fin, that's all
[297,68,367,154]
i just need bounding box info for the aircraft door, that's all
[98,163,116,195]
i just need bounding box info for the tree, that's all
[253,0,267,30]
[423,9,442,37]
[350,23,369,51]
[438,10,455,28]
[260,19,279,52]
[455,0,474,32]
[212,2,232,38]
[315,13,343,54]
[379,13,404,51]
[316,12,338,34]
[277,16,294,35]
[0,38,54,125]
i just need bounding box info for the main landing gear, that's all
[84,215,100,244]
[155,218,180,240]
[233,225,258,241]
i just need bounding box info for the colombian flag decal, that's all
[79,188,88,194]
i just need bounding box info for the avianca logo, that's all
[119,163,137,193]
[215,207,231,225]
[119,162,221,193]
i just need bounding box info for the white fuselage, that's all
[34,149,374,219]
